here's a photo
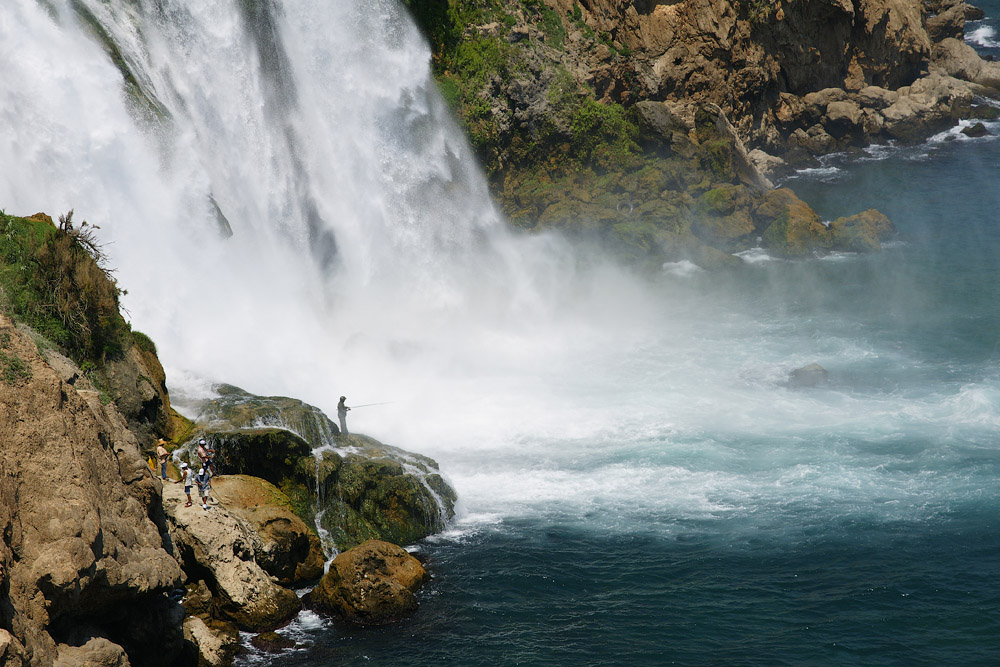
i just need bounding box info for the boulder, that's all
[211,475,325,585]
[0,631,26,667]
[696,103,773,191]
[250,632,295,653]
[829,209,897,252]
[753,188,830,257]
[54,638,129,667]
[824,100,864,138]
[634,100,693,152]
[305,540,429,625]
[925,3,966,43]
[881,74,974,141]
[931,38,1000,89]
[182,615,239,667]
[162,483,301,631]
[788,364,829,388]
[856,86,898,110]
[747,149,786,181]
[961,122,989,137]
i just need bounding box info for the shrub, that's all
[0,211,130,364]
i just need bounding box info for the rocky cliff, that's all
[406,0,998,265]
[0,213,455,666]
[0,312,184,666]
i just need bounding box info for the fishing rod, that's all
[349,402,395,409]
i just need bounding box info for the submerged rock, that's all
[305,540,429,625]
[250,631,295,653]
[788,363,830,388]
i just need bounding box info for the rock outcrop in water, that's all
[304,540,430,625]
[177,384,458,552]
[405,0,994,264]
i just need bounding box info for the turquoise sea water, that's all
[243,65,1000,667]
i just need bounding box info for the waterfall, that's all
[0,0,611,410]
[0,0,666,526]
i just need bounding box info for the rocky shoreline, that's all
[0,214,453,666]
[406,0,1000,266]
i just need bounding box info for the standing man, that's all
[197,438,217,476]
[156,439,170,480]
[337,396,350,435]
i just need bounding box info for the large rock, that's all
[753,188,830,256]
[788,363,829,388]
[829,209,897,252]
[931,38,1000,89]
[925,2,967,43]
[211,475,325,585]
[180,385,457,551]
[162,482,301,631]
[0,314,184,666]
[305,540,429,625]
[54,638,130,667]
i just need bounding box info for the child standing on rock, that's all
[195,467,212,510]
[177,462,193,507]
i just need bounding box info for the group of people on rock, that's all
[156,395,354,512]
[158,437,218,510]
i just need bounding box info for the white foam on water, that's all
[662,259,704,277]
[735,247,778,264]
[968,24,1000,48]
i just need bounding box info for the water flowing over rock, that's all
[176,384,457,551]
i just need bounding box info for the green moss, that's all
[538,5,566,49]
[132,330,157,355]
[700,139,735,180]
[570,99,639,169]
[0,330,31,385]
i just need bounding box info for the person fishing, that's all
[337,396,350,435]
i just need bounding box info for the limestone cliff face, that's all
[570,0,930,145]
[0,314,184,666]
[408,0,992,264]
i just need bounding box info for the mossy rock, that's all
[198,383,341,447]
[209,428,313,484]
[182,385,457,552]
[753,188,832,257]
[828,209,897,252]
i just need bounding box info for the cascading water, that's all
[3,0,1000,663]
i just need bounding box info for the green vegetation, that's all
[570,99,639,168]
[0,211,131,365]
[538,4,566,49]
[746,0,776,25]
[0,329,31,385]
[132,330,157,355]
